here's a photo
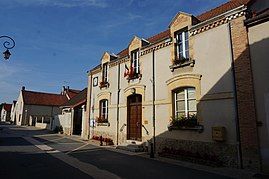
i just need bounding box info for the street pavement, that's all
[0,123,235,179]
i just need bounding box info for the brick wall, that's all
[230,16,261,171]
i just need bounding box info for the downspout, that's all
[116,62,120,145]
[88,73,93,139]
[152,49,156,153]
[227,22,243,169]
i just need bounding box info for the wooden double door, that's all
[127,94,142,141]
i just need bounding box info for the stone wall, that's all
[156,137,238,167]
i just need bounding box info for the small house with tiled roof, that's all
[84,0,269,172]
[12,86,74,129]
[0,103,12,122]
[54,88,87,135]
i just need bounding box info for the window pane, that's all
[188,99,196,111]
[176,101,185,111]
[176,90,185,100]
[185,40,189,51]
[187,88,195,99]
[175,112,185,118]
[179,43,183,52]
[185,31,189,40]
[178,33,183,43]
[185,50,189,59]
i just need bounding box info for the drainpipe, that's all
[227,22,243,169]
[88,73,93,139]
[116,62,121,145]
[152,49,156,155]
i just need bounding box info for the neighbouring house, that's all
[245,7,269,175]
[0,103,12,122]
[10,100,17,124]
[12,86,78,130]
[83,0,269,173]
[54,88,87,136]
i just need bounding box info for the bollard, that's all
[150,142,154,158]
[100,135,103,146]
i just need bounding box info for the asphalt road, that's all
[0,124,232,179]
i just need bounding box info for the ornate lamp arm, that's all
[0,36,15,60]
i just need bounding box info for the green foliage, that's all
[170,114,198,128]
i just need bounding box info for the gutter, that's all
[116,62,121,145]
[88,73,93,139]
[245,11,269,27]
[152,49,156,154]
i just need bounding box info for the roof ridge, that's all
[197,1,233,19]
[23,90,64,96]
[112,0,253,61]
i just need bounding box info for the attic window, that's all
[175,30,189,61]
[100,63,109,89]
[102,63,108,83]
[170,29,194,71]
[131,49,139,75]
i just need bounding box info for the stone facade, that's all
[83,0,269,172]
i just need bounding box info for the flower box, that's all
[169,58,195,72]
[99,81,109,89]
[168,114,204,133]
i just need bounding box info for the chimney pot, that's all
[22,86,25,91]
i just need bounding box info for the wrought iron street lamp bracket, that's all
[0,35,15,60]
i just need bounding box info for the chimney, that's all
[61,86,65,95]
[22,86,25,91]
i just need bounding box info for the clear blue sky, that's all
[0,0,227,103]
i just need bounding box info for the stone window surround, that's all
[96,92,111,126]
[166,74,202,121]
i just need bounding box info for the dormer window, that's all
[102,63,108,82]
[100,63,109,88]
[131,49,139,75]
[176,30,189,61]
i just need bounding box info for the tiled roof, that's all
[3,104,12,112]
[197,0,253,22]
[91,0,252,67]
[61,88,87,108]
[22,90,68,106]
[117,30,171,58]
[66,89,80,99]
[147,29,170,43]
[117,48,129,58]
[116,1,253,58]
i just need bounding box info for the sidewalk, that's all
[63,134,259,179]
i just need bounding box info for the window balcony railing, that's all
[169,57,195,72]
[127,73,142,81]
[99,81,109,89]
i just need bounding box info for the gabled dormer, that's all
[169,12,199,71]
[99,52,117,89]
[125,36,149,81]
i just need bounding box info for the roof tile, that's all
[22,90,68,106]
[3,104,12,112]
